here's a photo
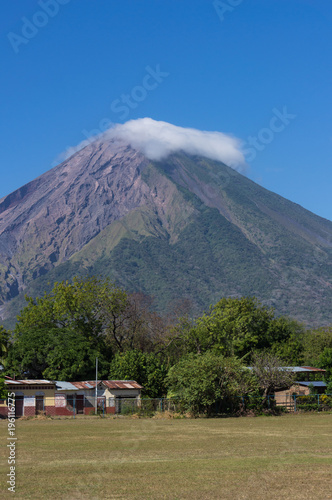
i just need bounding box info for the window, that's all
[67,395,74,408]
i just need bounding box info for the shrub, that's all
[296,395,319,412]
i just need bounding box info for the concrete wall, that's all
[2,385,56,416]
[275,384,310,407]
[0,383,141,417]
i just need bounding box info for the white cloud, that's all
[106,118,245,170]
[55,118,246,170]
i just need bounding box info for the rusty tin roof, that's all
[71,380,143,390]
[5,376,55,385]
[102,380,143,390]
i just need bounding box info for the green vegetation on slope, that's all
[2,155,332,327]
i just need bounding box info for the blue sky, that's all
[1,0,332,220]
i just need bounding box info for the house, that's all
[54,381,81,416]
[274,380,327,406]
[0,377,57,417]
[70,380,143,414]
[0,377,142,417]
[273,368,327,409]
[244,366,327,410]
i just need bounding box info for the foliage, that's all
[15,277,108,347]
[172,297,303,361]
[0,375,7,399]
[3,272,331,413]
[325,380,332,394]
[6,276,118,379]
[296,395,320,412]
[6,277,168,380]
[109,349,167,398]
[319,394,332,410]
[6,327,110,380]
[269,317,306,364]
[318,347,332,379]
[166,352,253,415]
[302,326,332,366]
[14,276,157,353]
[102,291,166,353]
[0,325,10,364]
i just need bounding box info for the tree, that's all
[302,326,332,366]
[0,325,10,365]
[7,277,118,379]
[0,375,6,399]
[7,277,169,380]
[109,350,167,398]
[250,351,295,404]
[6,327,110,380]
[101,291,166,353]
[166,352,252,415]
[15,277,109,350]
[269,317,305,364]
[173,297,301,360]
[318,348,332,380]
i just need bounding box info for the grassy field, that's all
[1,413,332,499]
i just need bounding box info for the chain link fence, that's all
[2,394,332,418]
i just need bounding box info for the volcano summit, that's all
[1,120,331,326]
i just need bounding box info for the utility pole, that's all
[95,357,98,415]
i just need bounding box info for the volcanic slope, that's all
[1,138,332,326]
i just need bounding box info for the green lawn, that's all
[1,413,332,499]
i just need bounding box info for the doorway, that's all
[15,396,24,417]
[76,395,84,414]
[35,396,44,415]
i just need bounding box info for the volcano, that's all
[1,134,332,327]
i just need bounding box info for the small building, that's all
[0,378,142,417]
[54,381,81,416]
[275,381,327,409]
[0,377,57,417]
[70,380,143,414]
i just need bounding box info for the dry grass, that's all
[1,413,332,499]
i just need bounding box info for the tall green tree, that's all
[7,277,166,380]
[109,350,168,398]
[7,277,124,379]
[318,348,332,380]
[269,317,305,364]
[173,297,302,360]
[0,325,10,365]
[15,277,108,348]
[0,375,6,399]
[302,326,332,366]
[6,327,110,380]
[166,352,253,415]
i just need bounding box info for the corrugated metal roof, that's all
[295,381,327,387]
[102,380,143,390]
[282,367,326,373]
[71,380,143,390]
[300,366,326,372]
[281,367,310,372]
[56,381,78,391]
[71,381,96,389]
[5,377,55,385]
[5,376,22,385]
[20,379,54,384]
[4,377,142,389]
[247,366,326,373]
